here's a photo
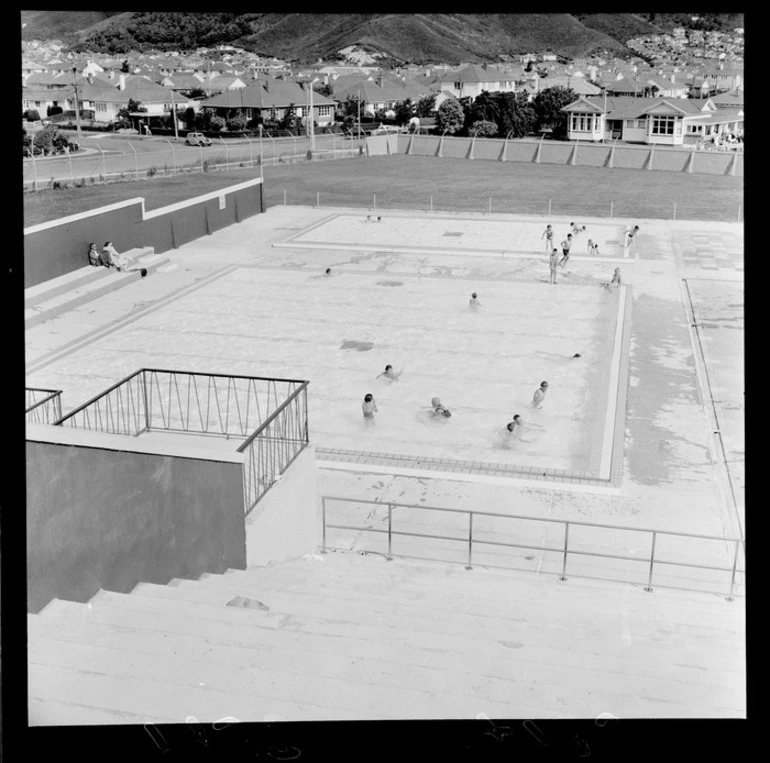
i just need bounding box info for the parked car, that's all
[185,132,211,147]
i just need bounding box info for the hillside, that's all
[20,12,743,63]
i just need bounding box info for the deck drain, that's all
[227,596,269,611]
[376,280,404,287]
[340,340,374,351]
[443,232,464,237]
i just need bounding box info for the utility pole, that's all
[309,78,315,150]
[72,65,83,147]
[171,89,178,140]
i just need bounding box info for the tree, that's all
[469,91,500,125]
[121,59,130,73]
[468,120,498,138]
[435,97,464,134]
[394,99,414,126]
[33,125,57,154]
[533,86,576,139]
[314,83,333,98]
[23,109,41,122]
[342,94,364,120]
[415,95,436,118]
[186,87,207,99]
[227,115,247,132]
[47,105,63,117]
[496,91,538,138]
[278,103,298,132]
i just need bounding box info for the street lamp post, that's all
[72,66,83,148]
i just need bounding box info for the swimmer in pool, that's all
[532,381,549,408]
[362,393,378,421]
[430,397,452,418]
[469,292,481,308]
[506,414,523,436]
[376,364,402,381]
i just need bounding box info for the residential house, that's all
[438,64,517,100]
[199,78,337,126]
[333,76,426,116]
[710,88,744,111]
[562,95,732,146]
[159,72,207,93]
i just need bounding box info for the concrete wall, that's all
[245,445,318,566]
[23,177,263,288]
[26,424,247,613]
[367,135,742,177]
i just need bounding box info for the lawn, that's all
[22,154,743,227]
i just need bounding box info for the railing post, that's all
[610,199,614,218]
[672,201,677,221]
[387,504,393,561]
[430,194,433,213]
[488,197,492,214]
[548,198,552,217]
[316,191,320,208]
[644,532,656,592]
[283,189,286,206]
[465,512,473,570]
[321,497,327,553]
[373,193,376,211]
[141,369,151,433]
[560,522,569,580]
[726,540,741,601]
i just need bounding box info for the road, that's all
[23,131,366,186]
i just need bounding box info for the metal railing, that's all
[237,381,309,516]
[25,387,63,425]
[54,368,310,514]
[321,496,746,601]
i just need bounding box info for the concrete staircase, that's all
[28,551,745,724]
[25,247,169,329]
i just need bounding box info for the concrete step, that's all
[28,661,361,724]
[28,591,743,719]
[209,555,743,631]
[25,253,169,329]
[24,247,156,309]
[128,581,744,682]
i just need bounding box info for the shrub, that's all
[24,109,41,122]
[469,120,499,138]
[226,116,247,132]
[208,115,226,132]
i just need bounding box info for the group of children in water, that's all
[362,367,550,443]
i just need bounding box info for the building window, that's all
[318,105,332,117]
[687,123,703,133]
[571,114,591,132]
[95,103,106,112]
[454,81,461,90]
[651,115,676,135]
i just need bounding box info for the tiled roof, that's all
[200,79,335,109]
[565,96,710,120]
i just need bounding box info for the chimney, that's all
[482,63,487,70]
[118,73,126,90]
[378,74,383,87]
[87,74,93,85]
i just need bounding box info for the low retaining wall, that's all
[23,177,263,288]
[26,424,247,613]
[367,134,742,178]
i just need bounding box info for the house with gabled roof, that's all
[199,78,337,125]
[438,64,517,100]
[562,96,727,146]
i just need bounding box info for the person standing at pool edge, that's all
[532,381,549,408]
[559,234,573,267]
[549,248,559,284]
[541,224,554,253]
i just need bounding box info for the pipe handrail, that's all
[54,368,144,425]
[25,388,62,413]
[321,494,744,544]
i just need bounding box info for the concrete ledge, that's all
[25,252,168,329]
[25,246,155,309]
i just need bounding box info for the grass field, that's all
[22,155,743,227]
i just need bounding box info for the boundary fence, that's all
[321,496,745,600]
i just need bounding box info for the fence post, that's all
[726,540,741,601]
[610,199,614,218]
[672,201,677,221]
[166,140,176,177]
[96,143,106,180]
[220,137,229,170]
[246,133,253,165]
[316,191,320,208]
[283,189,287,206]
[644,532,656,592]
[488,197,492,215]
[465,512,473,570]
[30,149,38,191]
[128,142,138,179]
[387,504,393,561]
[548,198,552,217]
[560,523,569,580]
[430,194,433,213]
[321,497,327,553]
[68,152,74,183]
[738,203,742,223]
[373,193,376,211]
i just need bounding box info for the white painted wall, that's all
[245,445,319,566]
